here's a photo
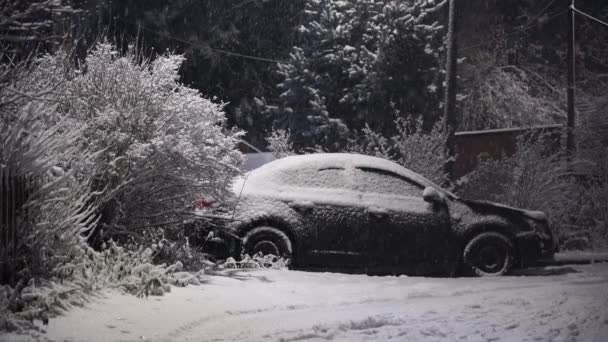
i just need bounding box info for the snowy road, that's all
[8,263,608,342]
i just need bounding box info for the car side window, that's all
[279,167,349,189]
[353,167,422,196]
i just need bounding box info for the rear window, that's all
[278,167,349,189]
[353,167,422,196]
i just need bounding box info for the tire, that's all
[463,232,514,276]
[243,226,293,259]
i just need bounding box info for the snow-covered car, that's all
[225,153,556,276]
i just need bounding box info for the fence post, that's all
[10,167,16,285]
[0,167,29,285]
[1,167,4,284]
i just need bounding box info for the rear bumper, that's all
[515,231,557,267]
[184,216,240,257]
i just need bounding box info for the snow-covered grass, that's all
[4,262,608,342]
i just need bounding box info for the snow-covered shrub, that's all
[0,51,99,331]
[458,97,608,250]
[0,42,241,332]
[147,228,218,272]
[456,133,587,247]
[0,240,198,332]
[391,118,450,186]
[584,179,608,249]
[266,129,295,158]
[461,66,566,130]
[347,124,393,160]
[48,42,244,248]
[224,253,289,270]
[348,118,449,185]
[0,53,99,283]
[75,241,197,297]
[570,97,608,249]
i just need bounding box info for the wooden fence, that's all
[0,167,39,285]
[452,124,564,179]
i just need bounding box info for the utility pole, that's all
[566,0,576,154]
[444,0,459,179]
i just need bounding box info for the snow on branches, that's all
[0,40,244,331]
[53,42,244,244]
[272,0,446,151]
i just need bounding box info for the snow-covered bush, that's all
[266,129,295,159]
[455,133,591,248]
[348,118,449,185]
[389,118,449,186]
[48,42,244,248]
[147,228,219,272]
[224,253,289,270]
[0,51,98,331]
[0,53,98,283]
[461,65,566,130]
[458,97,608,250]
[570,97,608,249]
[0,41,244,332]
[0,239,201,333]
[269,113,449,186]
[584,179,608,249]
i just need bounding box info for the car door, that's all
[352,167,450,274]
[283,166,370,268]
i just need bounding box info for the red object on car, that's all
[198,197,213,209]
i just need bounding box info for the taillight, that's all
[198,197,213,209]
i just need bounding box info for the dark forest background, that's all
[36,0,606,150]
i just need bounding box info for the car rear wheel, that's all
[463,232,514,276]
[243,226,293,260]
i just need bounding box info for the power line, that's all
[461,9,568,52]
[525,0,559,27]
[113,4,607,66]
[116,17,290,65]
[572,6,608,28]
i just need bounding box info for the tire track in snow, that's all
[158,266,608,342]
[22,264,608,342]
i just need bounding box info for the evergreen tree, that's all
[272,0,447,151]
[72,0,306,148]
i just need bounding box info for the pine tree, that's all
[272,0,447,151]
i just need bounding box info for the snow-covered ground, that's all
[5,262,608,342]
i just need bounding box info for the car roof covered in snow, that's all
[240,153,456,198]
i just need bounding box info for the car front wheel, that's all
[463,231,514,276]
[243,226,293,260]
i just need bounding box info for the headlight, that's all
[524,216,544,230]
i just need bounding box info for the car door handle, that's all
[367,206,388,218]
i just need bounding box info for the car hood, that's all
[461,198,547,222]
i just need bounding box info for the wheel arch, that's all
[462,231,516,276]
[460,222,518,255]
[235,216,300,259]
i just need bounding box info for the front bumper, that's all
[515,231,557,267]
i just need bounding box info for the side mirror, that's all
[422,186,445,204]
